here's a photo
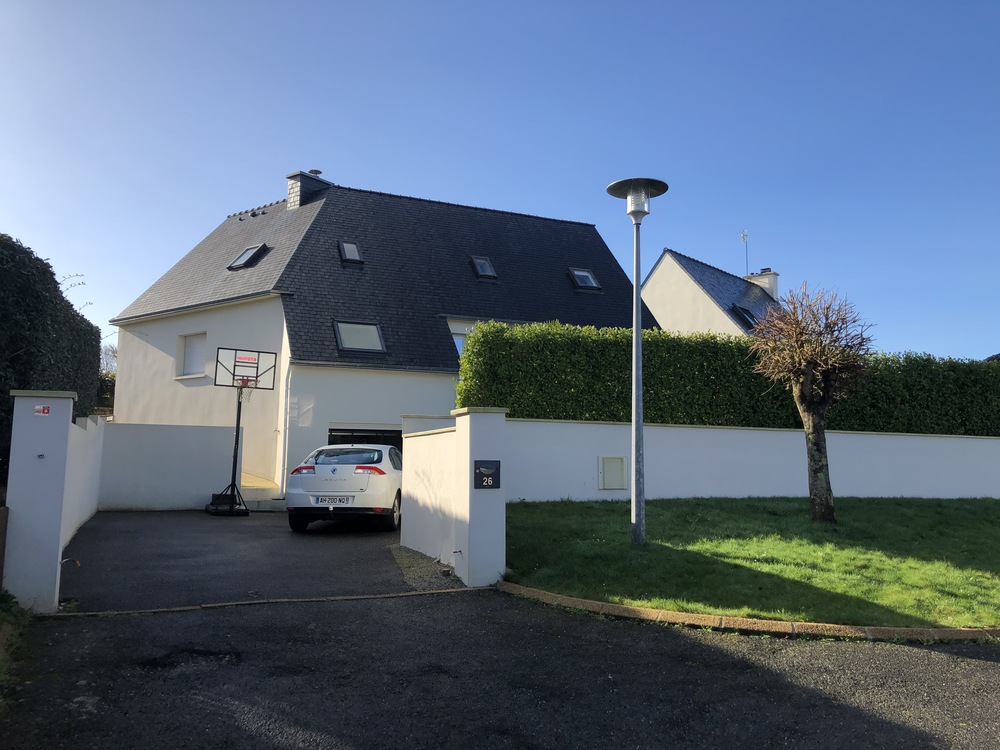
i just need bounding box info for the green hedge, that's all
[1,234,100,487]
[455,321,1000,436]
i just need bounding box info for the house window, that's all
[228,243,269,270]
[453,334,466,356]
[334,321,385,352]
[570,268,601,290]
[339,240,363,263]
[471,256,496,279]
[181,333,207,376]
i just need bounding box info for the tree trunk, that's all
[793,385,836,524]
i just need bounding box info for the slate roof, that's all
[655,249,779,332]
[114,180,653,373]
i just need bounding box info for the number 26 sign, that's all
[473,460,501,489]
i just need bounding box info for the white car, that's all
[285,444,402,533]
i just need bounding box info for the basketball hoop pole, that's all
[207,383,250,516]
[228,385,245,498]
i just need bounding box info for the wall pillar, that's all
[3,391,76,612]
[451,407,507,586]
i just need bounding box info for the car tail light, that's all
[290,466,315,475]
[354,465,386,475]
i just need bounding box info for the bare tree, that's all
[100,343,118,374]
[749,283,873,523]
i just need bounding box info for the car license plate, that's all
[316,496,352,506]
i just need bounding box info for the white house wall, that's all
[114,297,286,481]
[283,364,458,491]
[642,254,741,335]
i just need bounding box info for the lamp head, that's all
[607,178,669,224]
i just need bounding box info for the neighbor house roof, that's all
[655,249,779,332]
[114,174,654,372]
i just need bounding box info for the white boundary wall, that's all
[4,392,106,612]
[3,391,242,611]
[99,423,240,510]
[503,418,1000,501]
[402,410,1000,588]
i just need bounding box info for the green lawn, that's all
[506,498,1000,628]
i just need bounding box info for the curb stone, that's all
[497,582,998,643]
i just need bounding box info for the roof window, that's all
[471,256,497,279]
[569,268,601,290]
[334,321,385,353]
[339,240,363,263]
[731,304,758,330]
[228,243,269,270]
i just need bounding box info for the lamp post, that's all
[606,177,668,545]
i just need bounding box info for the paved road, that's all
[2,512,999,748]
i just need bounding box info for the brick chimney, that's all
[286,170,332,210]
[745,267,779,300]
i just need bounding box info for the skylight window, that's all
[228,243,269,270]
[731,304,759,330]
[471,256,496,279]
[339,240,363,263]
[334,321,385,352]
[569,268,601,290]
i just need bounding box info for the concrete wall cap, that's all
[10,390,78,400]
[450,407,509,416]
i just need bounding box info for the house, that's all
[111,171,655,497]
[641,249,780,336]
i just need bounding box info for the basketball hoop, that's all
[207,347,277,516]
[237,377,258,402]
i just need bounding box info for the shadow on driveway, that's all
[59,511,437,612]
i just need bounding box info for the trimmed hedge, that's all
[1,234,100,487]
[455,321,1000,436]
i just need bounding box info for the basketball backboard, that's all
[214,348,277,390]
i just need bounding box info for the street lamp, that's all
[606,177,669,545]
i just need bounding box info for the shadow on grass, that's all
[506,499,1000,627]
[799,497,1000,575]
[653,496,1000,584]
[514,538,938,627]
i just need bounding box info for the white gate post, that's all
[3,391,76,612]
[451,407,507,586]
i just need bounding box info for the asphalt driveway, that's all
[2,511,1000,748]
[57,511,459,612]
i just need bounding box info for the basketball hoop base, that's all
[206,486,250,517]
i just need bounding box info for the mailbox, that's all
[473,460,501,489]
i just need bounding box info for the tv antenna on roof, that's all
[740,229,749,276]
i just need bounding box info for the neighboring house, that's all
[641,249,780,336]
[111,171,654,496]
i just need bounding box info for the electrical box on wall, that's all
[599,456,628,490]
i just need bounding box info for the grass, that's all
[0,588,30,712]
[506,497,1000,628]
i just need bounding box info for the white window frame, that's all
[179,332,208,377]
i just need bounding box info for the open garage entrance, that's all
[328,427,403,451]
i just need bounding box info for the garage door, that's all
[327,428,403,451]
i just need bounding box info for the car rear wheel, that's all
[288,513,310,533]
[382,492,401,531]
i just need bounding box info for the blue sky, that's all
[2,1,998,359]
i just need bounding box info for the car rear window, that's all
[310,448,383,466]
